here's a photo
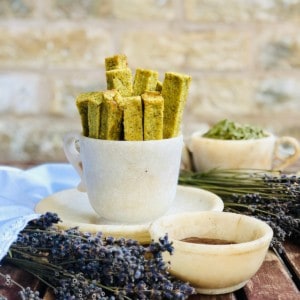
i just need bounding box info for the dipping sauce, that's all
[181,237,236,245]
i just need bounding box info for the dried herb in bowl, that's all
[202,119,268,140]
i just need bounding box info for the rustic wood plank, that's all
[43,288,55,300]
[283,241,300,280]
[243,251,300,300]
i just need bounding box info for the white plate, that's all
[35,185,224,244]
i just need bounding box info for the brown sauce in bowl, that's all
[181,237,236,245]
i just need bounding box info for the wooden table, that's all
[0,241,299,299]
[0,161,299,299]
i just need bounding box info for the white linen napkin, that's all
[0,163,79,261]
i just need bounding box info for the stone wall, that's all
[1,0,300,164]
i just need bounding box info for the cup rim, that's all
[78,132,183,143]
[150,211,273,254]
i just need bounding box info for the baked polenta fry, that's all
[87,92,104,139]
[99,90,124,140]
[76,92,103,137]
[105,54,128,71]
[106,68,133,97]
[161,72,191,138]
[142,91,164,140]
[123,96,143,141]
[132,68,158,96]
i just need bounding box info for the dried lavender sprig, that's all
[179,169,300,201]
[3,256,120,299]
[19,287,42,300]
[0,272,24,292]
[179,169,300,252]
[4,213,195,300]
[224,193,300,252]
[26,212,61,229]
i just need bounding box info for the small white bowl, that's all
[187,130,300,172]
[149,211,273,295]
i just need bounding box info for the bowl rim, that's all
[149,211,273,255]
[190,130,274,142]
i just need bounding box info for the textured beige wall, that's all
[0,0,300,164]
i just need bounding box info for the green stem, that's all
[178,171,298,201]
[0,271,25,291]
[224,202,279,217]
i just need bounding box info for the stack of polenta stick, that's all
[76,54,191,141]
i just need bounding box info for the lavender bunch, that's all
[179,169,300,252]
[3,213,195,300]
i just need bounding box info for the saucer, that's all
[35,185,224,244]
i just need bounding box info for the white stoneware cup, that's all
[63,132,183,224]
[188,132,300,172]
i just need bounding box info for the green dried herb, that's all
[202,119,268,140]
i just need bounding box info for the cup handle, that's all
[63,132,86,191]
[273,136,300,171]
[181,143,193,171]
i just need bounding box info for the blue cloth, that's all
[0,163,79,261]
